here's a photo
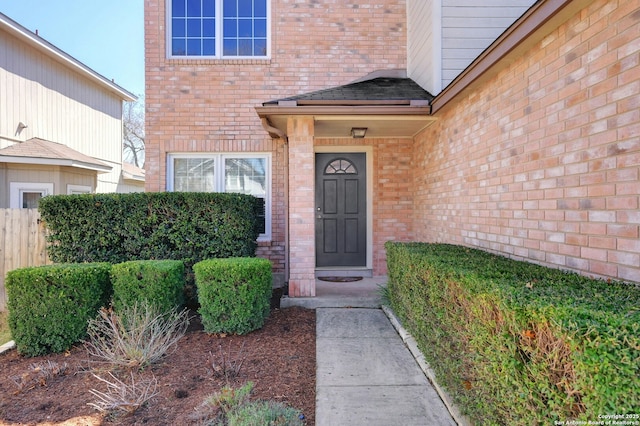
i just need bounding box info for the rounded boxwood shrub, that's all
[194,257,272,335]
[6,263,112,357]
[111,259,185,313]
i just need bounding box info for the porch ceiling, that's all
[265,113,436,139]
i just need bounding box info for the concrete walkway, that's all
[282,278,458,426]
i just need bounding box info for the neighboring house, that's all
[145,0,640,296]
[121,162,146,193]
[0,12,141,208]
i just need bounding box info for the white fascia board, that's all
[0,155,113,173]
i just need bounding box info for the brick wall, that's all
[413,0,640,283]
[145,0,407,187]
[372,138,415,273]
[145,0,407,273]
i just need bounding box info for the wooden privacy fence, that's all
[0,209,51,311]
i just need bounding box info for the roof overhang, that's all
[0,155,112,173]
[256,104,436,139]
[122,163,146,182]
[0,13,136,102]
[0,138,113,173]
[256,0,591,138]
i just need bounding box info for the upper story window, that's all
[169,0,269,58]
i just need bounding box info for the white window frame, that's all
[9,182,54,209]
[166,0,271,59]
[67,184,92,195]
[167,153,272,241]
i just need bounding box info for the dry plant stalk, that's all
[84,303,189,369]
[10,361,68,393]
[519,321,585,416]
[88,372,158,414]
[207,341,246,382]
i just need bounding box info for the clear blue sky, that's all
[1,1,144,97]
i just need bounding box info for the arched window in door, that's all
[324,158,358,175]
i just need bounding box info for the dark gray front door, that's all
[315,153,366,267]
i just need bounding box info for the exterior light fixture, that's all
[350,127,367,138]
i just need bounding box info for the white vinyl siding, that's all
[441,0,535,87]
[0,164,96,207]
[407,0,535,94]
[0,28,125,193]
[407,0,441,95]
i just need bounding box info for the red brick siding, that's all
[145,0,407,274]
[288,117,316,296]
[413,0,640,283]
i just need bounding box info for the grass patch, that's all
[0,310,12,345]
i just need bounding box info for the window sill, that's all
[257,237,272,245]
[166,58,272,66]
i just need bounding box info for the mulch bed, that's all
[0,307,316,425]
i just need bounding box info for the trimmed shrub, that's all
[38,192,260,265]
[6,263,112,357]
[39,192,261,306]
[385,242,640,424]
[194,258,272,335]
[111,260,185,313]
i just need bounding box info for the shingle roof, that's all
[0,138,111,171]
[122,162,145,181]
[263,77,434,106]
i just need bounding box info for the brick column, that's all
[287,116,316,297]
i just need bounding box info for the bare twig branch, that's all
[88,372,158,414]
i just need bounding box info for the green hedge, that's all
[194,257,272,335]
[39,192,261,306]
[38,192,261,265]
[6,263,112,357]
[385,242,640,425]
[111,259,185,313]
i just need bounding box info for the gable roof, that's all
[256,70,435,138]
[0,138,112,172]
[264,73,433,106]
[0,12,136,102]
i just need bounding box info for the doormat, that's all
[317,276,363,282]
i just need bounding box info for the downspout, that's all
[260,118,290,292]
